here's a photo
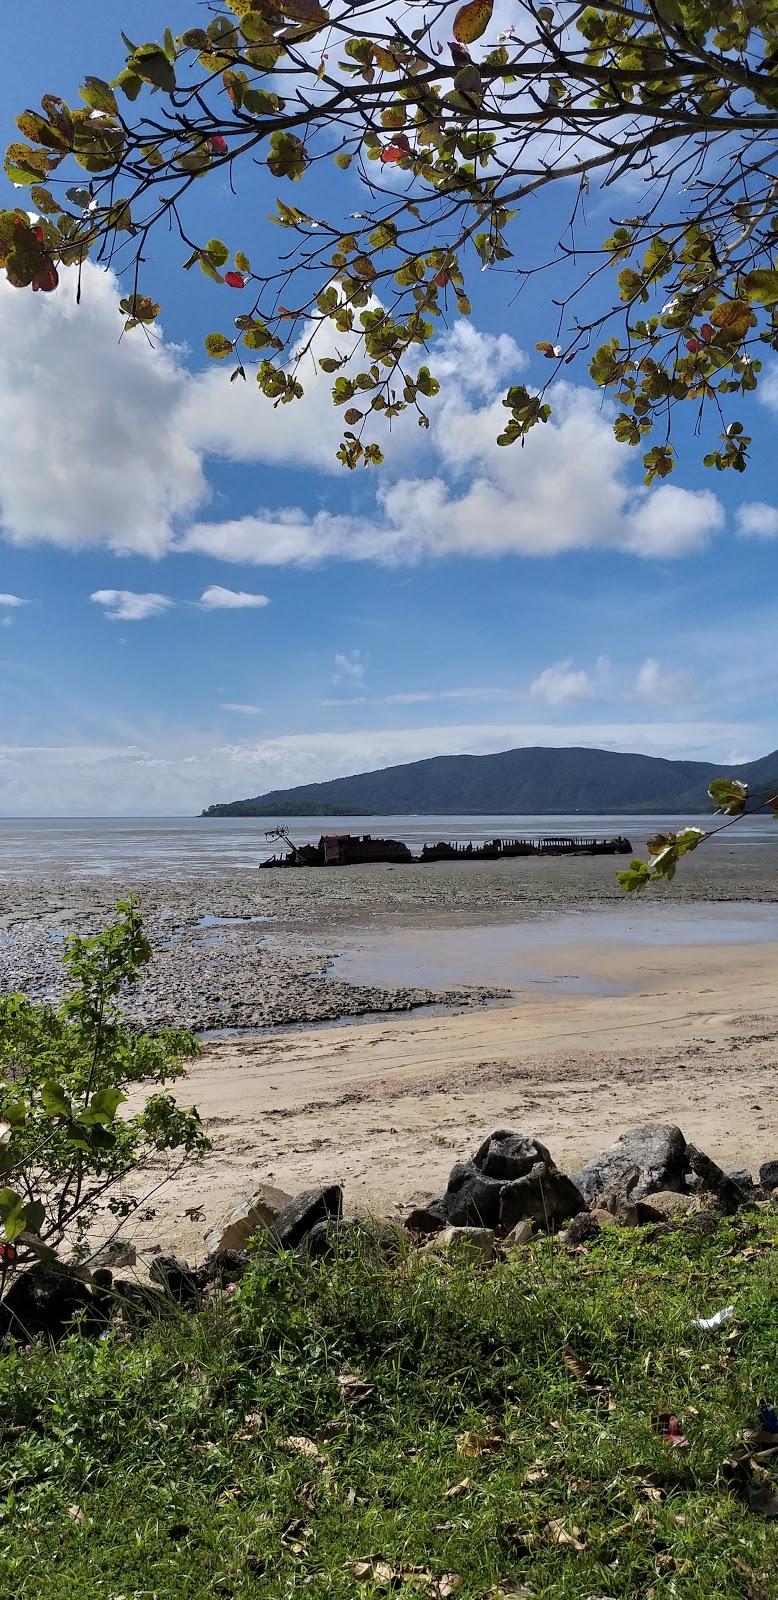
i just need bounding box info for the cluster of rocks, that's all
[1,1124,775,1342]
[404,1123,777,1252]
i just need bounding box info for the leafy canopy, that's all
[0,897,208,1273]
[3,2,778,473]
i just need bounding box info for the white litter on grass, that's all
[691,1305,735,1331]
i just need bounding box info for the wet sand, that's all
[1,839,777,1029]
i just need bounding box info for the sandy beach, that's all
[125,935,778,1259]
[2,821,777,1260]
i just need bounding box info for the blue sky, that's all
[1,2,777,815]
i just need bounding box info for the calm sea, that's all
[0,813,771,880]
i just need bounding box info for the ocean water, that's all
[0,812,772,879]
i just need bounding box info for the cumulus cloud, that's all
[332,650,365,686]
[90,590,173,622]
[633,657,695,704]
[183,386,724,566]
[0,267,203,556]
[0,593,27,607]
[529,656,611,706]
[199,586,270,609]
[0,265,725,568]
[735,502,778,541]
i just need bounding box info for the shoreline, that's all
[124,936,778,1260]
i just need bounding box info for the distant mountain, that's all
[201,743,778,817]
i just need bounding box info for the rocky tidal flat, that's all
[1,843,777,1031]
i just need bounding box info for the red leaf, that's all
[32,265,59,293]
[208,135,228,155]
[224,271,246,288]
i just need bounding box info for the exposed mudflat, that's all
[0,840,776,1029]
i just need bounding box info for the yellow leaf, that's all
[452,0,494,44]
[546,1519,585,1551]
[456,1429,502,1457]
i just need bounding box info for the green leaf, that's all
[0,1188,27,1242]
[131,46,176,93]
[708,777,748,815]
[617,858,653,893]
[82,1087,126,1125]
[41,1081,72,1119]
[136,45,177,90]
[204,237,230,267]
[205,332,233,359]
[742,268,778,306]
[267,132,309,180]
[80,77,118,115]
[23,1199,45,1235]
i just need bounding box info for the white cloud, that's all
[529,656,611,706]
[200,585,270,609]
[735,502,778,541]
[634,657,695,704]
[182,385,724,566]
[0,267,203,556]
[0,266,725,569]
[0,593,27,607]
[220,703,264,715]
[332,650,365,686]
[0,719,765,816]
[90,590,173,622]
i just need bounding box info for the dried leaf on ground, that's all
[457,1430,502,1457]
[67,1504,85,1525]
[317,1419,350,1439]
[281,1517,313,1553]
[285,1434,332,1472]
[338,1371,376,1406]
[297,1479,317,1510]
[234,1409,264,1440]
[216,1484,243,1505]
[651,1413,689,1449]
[444,1477,471,1498]
[563,1345,612,1406]
[351,1559,460,1594]
[546,1518,586,1551]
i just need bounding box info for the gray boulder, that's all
[759,1160,778,1191]
[405,1131,583,1236]
[204,1181,293,1256]
[271,1184,343,1250]
[725,1168,753,1190]
[472,1131,554,1181]
[684,1145,752,1212]
[499,1163,584,1230]
[573,1124,688,1203]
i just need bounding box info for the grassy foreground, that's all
[1,1215,777,1599]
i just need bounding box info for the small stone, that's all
[506,1219,534,1245]
[472,1131,554,1181]
[204,1182,293,1256]
[590,1208,621,1227]
[424,1225,497,1262]
[636,1190,697,1222]
[684,1145,751,1212]
[86,1238,137,1271]
[405,1204,447,1234]
[561,1212,601,1245]
[148,1253,200,1304]
[271,1184,343,1250]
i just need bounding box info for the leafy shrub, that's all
[0,896,208,1277]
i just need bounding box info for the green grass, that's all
[1,1215,777,1599]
